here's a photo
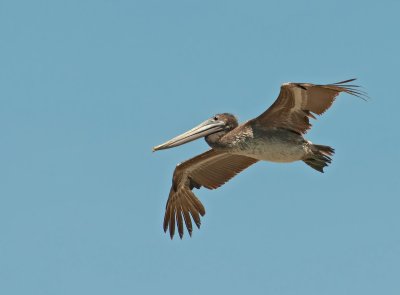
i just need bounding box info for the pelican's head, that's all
[153,113,238,151]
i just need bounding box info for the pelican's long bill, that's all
[153,118,226,151]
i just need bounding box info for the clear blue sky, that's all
[1,1,399,294]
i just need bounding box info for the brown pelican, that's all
[153,79,366,239]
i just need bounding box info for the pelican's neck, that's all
[205,124,256,150]
[205,130,230,148]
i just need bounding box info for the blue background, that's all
[1,0,399,294]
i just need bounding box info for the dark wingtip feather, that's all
[182,208,193,238]
[169,209,176,239]
[346,89,369,101]
[163,206,170,233]
[331,78,369,101]
[177,211,184,239]
[333,78,357,84]
[191,196,206,216]
[190,210,202,229]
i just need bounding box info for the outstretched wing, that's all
[164,149,258,239]
[251,79,366,135]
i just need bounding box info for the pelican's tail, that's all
[303,144,335,173]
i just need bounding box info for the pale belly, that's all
[221,128,311,163]
[235,139,307,162]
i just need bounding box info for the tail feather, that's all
[303,144,335,173]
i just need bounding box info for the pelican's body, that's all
[153,79,366,239]
[211,125,309,163]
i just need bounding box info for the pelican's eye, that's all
[213,116,218,121]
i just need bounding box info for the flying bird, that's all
[153,79,366,239]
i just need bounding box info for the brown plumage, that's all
[163,149,258,239]
[154,78,366,239]
[251,79,366,135]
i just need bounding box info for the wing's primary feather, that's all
[251,79,366,134]
[164,149,258,239]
